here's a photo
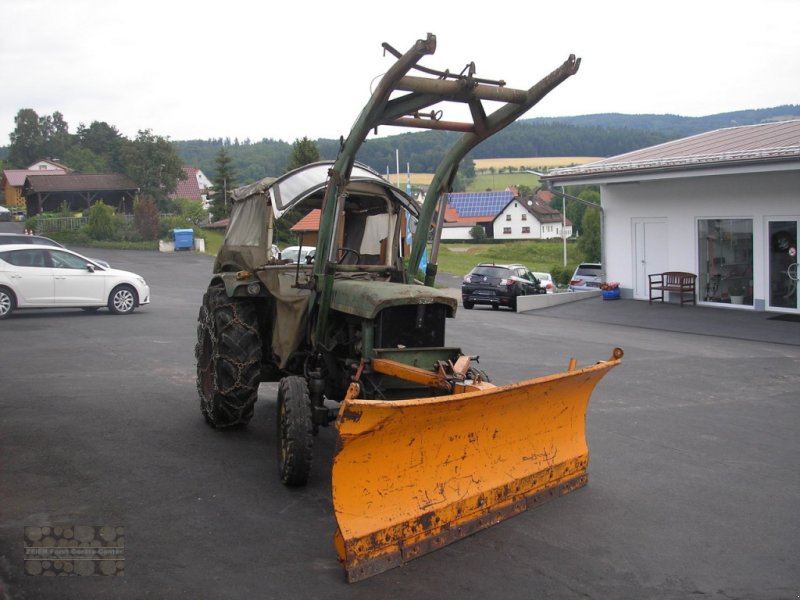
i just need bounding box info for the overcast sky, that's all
[2,0,798,148]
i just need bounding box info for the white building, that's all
[546,120,800,314]
[492,194,572,240]
[440,189,570,241]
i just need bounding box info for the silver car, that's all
[568,262,603,291]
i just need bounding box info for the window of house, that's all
[521,214,527,221]
[522,227,530,234]
[503,227,511,234]
[698,218,753,306]
[505,214,511,221]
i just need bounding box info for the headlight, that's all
[246,282,261,296]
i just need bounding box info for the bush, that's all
[469,225,486,241]
[86,201,116,240]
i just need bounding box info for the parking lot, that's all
[1,241,798,600]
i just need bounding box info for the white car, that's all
[0,244,150,319]
[280,245,315,264]
[532,271,556,293]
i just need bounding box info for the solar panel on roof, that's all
[447,191,512,217]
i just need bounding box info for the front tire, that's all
[0,286,16,319]
[276,376,314,486]
[196,286,262,428]
[108,285,137,315]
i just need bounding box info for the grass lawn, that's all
[435,240,586,283]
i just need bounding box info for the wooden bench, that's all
[648,272,697,306]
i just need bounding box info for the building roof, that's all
[291,209,321,232]
[547,119,800,184]
[170,166,208,201]
[3,168,66,187]
[520,195,571,225]
[24,173,138,193]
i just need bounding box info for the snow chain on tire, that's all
[196,285,262,428]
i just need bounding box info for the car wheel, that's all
[463,300,474,309]
[276,375,314,486]
[492,304,499,310]
[195,285,262,428]
[0,286,16,319]
[108,285,137,315]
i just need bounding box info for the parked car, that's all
[568,262,603,291]
[0,206,11,222]
[280,245,315,264]
[462,263,545,311]
[0,233,111,268]
[0,244,150,319]
[532,271,556,294]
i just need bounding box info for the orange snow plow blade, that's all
[332,348,623,582]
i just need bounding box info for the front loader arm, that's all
[407,54,581,285]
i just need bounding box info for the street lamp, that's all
[521,169,606,281]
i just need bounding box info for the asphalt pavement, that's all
[0,235,798,600]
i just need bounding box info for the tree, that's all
[44,111,72,160]
[8,109,45,167]
[119,129,185,210]
[209,147,236,222]
[286,137,320,172]
[77,121,124,170]
[577,207,601,262]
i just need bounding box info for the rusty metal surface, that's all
[332,353,621,582]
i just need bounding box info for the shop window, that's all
[698,219,753,305]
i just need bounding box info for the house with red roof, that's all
[290,209,322,247]
[492,193,572,240]
[2,160,71,209]
[169,166,212,209]
[440,189,569,241]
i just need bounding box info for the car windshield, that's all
[471,266,509,278]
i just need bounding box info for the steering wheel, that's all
[788,262,798,282]
[337,247,361,264]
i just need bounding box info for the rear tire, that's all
[196,285,262,428]
[0,286,16,319]
[276,376,314,486]
[463,300,474,310]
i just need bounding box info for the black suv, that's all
[461,263,545,311]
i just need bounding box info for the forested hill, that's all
[173,103,799,180]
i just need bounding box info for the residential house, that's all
[170,166,213,209]
[441,189,570,241]
[290,209,321,247]
[546,119,800,314]
[492,192,573,240]
[2,160,70,209]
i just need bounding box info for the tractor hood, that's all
[330,279,457,320]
